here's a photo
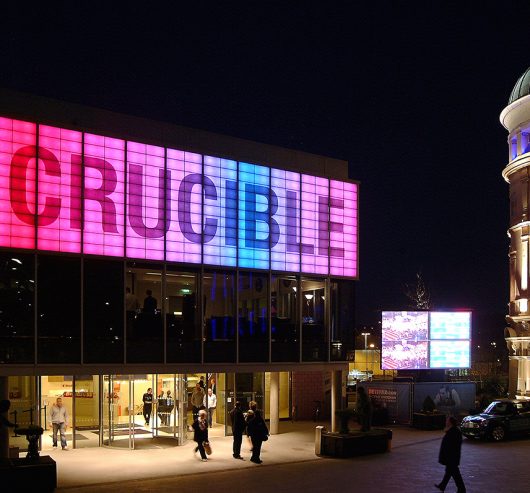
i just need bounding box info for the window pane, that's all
[204,271,236,362]
[0,254,34,363]
[126,263,163,363]
[301,278,327,361]
[84,259,124,363]
[331,280,355,361]
[239,272,269,362]
[166,270,200,363]
[37,255,81,363]
[271,275,299,362]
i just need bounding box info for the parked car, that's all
[461,399,530,441]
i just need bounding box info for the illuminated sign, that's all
[381,311,471,369]
[0,117,358,276]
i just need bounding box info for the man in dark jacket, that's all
[436,416,466,492]
[246,400,269,464]
[229,401,246,460]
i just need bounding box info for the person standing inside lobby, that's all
[49,397,69,450]
[143,388,153,426]
[205,388,217,428]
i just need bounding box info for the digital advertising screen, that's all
[381,311,471,370]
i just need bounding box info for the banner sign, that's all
[0,117,358,277]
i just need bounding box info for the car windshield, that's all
[483,402,514,415]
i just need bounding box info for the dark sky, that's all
[2,3,529,332]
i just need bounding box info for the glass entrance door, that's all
[102,375,134,448]
[102,374,184,449]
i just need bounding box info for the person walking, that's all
[246,400,268,464]
[142,388,153,426]
[191,383,205,421]
[49,397,69,450]
[435,416,466,492]
[229,400,246,460]
[206,388,217,428]
[192,409,209,462]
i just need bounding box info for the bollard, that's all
[315,425,326,456]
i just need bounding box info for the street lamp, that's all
[361,332,370,350]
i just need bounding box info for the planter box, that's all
[0,456,56,492]
[319,429,392,458]
[412,412,446,430]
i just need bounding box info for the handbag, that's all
[203,441,212,455]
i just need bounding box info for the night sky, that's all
[2,3,530,337]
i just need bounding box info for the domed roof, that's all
[509,67,530,104]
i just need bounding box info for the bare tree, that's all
[404,272,431,310]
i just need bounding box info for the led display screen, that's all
[381,311,471,369]
[0,117,358,277]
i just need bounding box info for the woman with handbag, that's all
[192,409,209,462]
[246,401,269,464]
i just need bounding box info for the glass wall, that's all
[239,272,269,362]
[126,263,163,363]
[84,259,124,363]
[204,271,236,362]
[37,255,81,363]
[166,269,199,363]
[0,254,34,363]
[0,251,356,365]
[271,275,299,362]
[301,278,327,361]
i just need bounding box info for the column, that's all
[0,376,9,458]
[331,370,342,433]
[525,358,530,397]
[269,372,279,435]
[517,350,525,396]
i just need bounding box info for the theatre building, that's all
[0,89,358,452]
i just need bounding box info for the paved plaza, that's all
[37,421,530,492]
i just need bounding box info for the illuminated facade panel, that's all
[0,118,37,249]
[0,117,358,278]
[82,133,125,257]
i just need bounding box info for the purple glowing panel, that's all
[329,180,358,277]
[37,125,82,253]
[82,133,125,257]
[271,168,301,272]
[301,174,329,274]
[166,148,202,264]
[0,118,37,249]
[203,155,237,266]
[126,142,165,260]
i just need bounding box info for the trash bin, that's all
[315,425,326,456]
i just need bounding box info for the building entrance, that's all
[102,374,187,449]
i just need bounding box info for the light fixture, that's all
[304,293,314,301]
[11,258,22,264]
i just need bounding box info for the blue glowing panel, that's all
[271,167,300,272]
[203,156,237,266]
[238,162,270,270]
[430,312,471,340]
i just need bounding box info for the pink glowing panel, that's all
[329,180,358,277]
[82,134,125,257]
[0,118,37,249]
[202,155,237,267]
[271,168,300,272]
[166,148,202,264]
[36,125,82,253]
[126,141,165,260]
[301,174,329,275]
